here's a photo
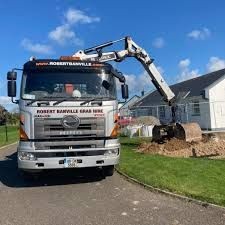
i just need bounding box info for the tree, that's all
[0,105,19,125]
[0,105,7,125]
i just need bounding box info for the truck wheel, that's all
[103,165,115,176]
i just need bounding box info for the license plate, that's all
[64,159,77,168]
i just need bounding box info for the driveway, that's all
[0,144,224,225]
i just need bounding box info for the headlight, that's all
[18,152,37,161]
[104,149,119,156]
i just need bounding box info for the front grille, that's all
[49,145,92,150]
[34,117,105,150]
[35,150,106,158]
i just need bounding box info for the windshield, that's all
[21,70,117,100]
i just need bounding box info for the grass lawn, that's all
[0,125,19,147]
[118,137,225,206]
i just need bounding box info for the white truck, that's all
[7,58,128,177]
[7,36,201,178]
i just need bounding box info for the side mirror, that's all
[7,71,17,80]
[7,70,18,103]
[121,84,129,99]
[8,80,16,97]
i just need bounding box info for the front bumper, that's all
[18,155,119,170]
[17,145,120,170]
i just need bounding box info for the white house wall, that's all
[206,75,225,129]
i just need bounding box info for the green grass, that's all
[118,137,225,206]
[0,125,18,147]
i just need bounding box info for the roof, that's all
[120,95,140,109]
[133,68,225,107]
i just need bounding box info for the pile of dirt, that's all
[131,116,160,126]
[137,134,225,158]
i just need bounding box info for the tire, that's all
[103,165,115,177]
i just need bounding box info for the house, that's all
[119,95,140,117]
[130,68,225,130]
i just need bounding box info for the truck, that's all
[7,36,201,178]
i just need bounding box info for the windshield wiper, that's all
[26,96,58,106]
[26,99,38,106]
[26,99,49,106]
[80,98,96,106]
[53,97,80,106]
[80,97,114,106]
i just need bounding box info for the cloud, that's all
[179,59,190,68]
[117,73,143,97]
[48,24,83,46]
[207,57,225,72]
[0,96,12,105]
[49,8,100,46]
[152,37,165,48]
[65,8,100,25]
[177,58,200,82]
[176,56,225,83]
[179,69,199,82]
[21,38,53,55]
[21,7,100,52]
[123,74,138,92]
[117,68,161,96]
[131,71,155,92]
[138,67,164,88]
[188,28,211,40]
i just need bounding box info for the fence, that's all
[119,101,225,136]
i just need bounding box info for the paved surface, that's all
[0,144,224,225]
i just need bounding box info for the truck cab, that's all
[7,58,128,177]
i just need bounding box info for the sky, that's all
[1,0,225,109]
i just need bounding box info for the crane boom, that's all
[73,36,202,143]
[73,36,175,105]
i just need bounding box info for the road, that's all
[0,144,224,225]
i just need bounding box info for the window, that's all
[192,101,200,116]
[148,108,153,116]
[159,106,165,118]
[138,109,148,117]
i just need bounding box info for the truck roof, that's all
[23,59,113,72]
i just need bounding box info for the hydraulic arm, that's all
[73,36,202,142]
[74,36,175,105]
